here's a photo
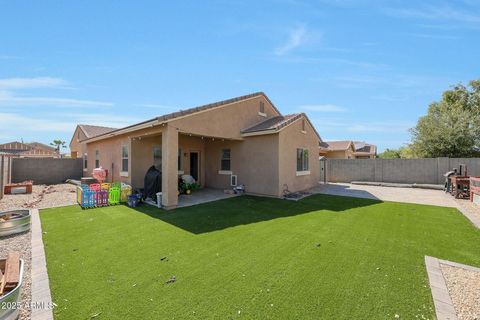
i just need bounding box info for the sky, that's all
[0,0,479,152]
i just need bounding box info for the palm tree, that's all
[50,140,66,153]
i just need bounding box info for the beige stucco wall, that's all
[130,133,206,188]
[170,95,279,139]
[278,116,320,195]
[69,126,88,159]
[81,94,321,203]
[325,146,355,159]
[204,134,279,196]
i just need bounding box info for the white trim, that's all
[241,129,277,137]
[230,174,238,186]
[258,112,267,117]
[218,170,233,175]
[178,170,184,175]
[296,170,310,176]
[120,171,129,177]
[301,130,307,134]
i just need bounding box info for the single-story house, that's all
[71,92,322,209]
[0,141,59,158]
[319,140,376,159]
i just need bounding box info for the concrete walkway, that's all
[311,183,480,228]
[311,183,457,207]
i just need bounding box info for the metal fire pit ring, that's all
[0,210,31,237]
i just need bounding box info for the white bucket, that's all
[156,192,162,208]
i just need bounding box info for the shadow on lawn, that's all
[131,194,381,234]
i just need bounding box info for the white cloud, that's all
[0,112,142,135]
[385,5,480,27]
[274,25,308,56]
[0,77,68,90]
[0,94,114,107]
[300,104,347,112]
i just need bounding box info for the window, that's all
[221,149,231,171]
[95,150,100,168]
[259,101,266,116]
[178,148,182,171]
[153,146,162,170]
[83,153,88,170]
[296,148,309,171]
[121,145,129,172]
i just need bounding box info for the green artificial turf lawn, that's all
[40,195,480,320]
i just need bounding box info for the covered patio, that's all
[129,123,241,209]
[177,187,239,208]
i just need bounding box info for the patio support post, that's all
[162,124,179,209]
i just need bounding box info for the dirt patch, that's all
[0,183,76,211]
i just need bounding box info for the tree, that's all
[378,145,417,159]
[50,140,66,153]
[410,80,480,158]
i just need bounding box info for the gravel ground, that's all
[0,183,77,211]
[0,231,31,320]
[441,264,480,320]
[455,198,480,223]
[1,183,76,320]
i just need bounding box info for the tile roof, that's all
[323,140,353,151]
[26,142,57,152]
[354,141,376,154]
[79,125,118,139]
[83,92,281,142]
[241,114,301,134]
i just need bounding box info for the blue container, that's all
[128,195,140,208]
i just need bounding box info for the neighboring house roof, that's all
[0,141,58,157]
[82,92,285,143]
[0,141,31,153]
[79,124,118,139]
[27,142,57,152]
[323,140,354,151]
[353,141,377,155]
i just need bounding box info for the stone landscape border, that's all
[31,209,54,320]
[424,256,480,320]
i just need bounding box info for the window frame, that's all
[83,153,88,171]
[121,145,129,175]
[296,148,310,174]
[95,150,100,168]
[220,148,231,173]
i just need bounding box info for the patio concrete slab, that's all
[311,183,457,207]
[177,188,239,208]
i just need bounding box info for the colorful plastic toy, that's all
[108,187,121,205]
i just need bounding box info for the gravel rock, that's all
[0,231,31,320]
[441,264,480,320]
[0,183,76,211]
[0,183,76,320]
[454,198,480,223]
